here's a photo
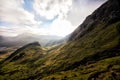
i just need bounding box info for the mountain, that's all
[0,0,120,80]
[69,0,120,41]
[0,33,63,47]
[2,42,44,64]
[34,0,120,79]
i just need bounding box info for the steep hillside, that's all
[34,0,120,71]
[69,0,120,41]
[0,0,120,80]
[34,0,120,79]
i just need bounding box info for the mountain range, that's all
[0,33,64,47]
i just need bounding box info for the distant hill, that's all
[0,33,63,47]
[2,42,44,64]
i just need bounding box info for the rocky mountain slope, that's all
[0,0,120,80]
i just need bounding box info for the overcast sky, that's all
[0,0,107,37]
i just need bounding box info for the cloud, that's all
[0,0,107,37]
[0,26,29,36]
[33,0,72,20]
[0,0,42,36]
[0,0,41,28]
[39,18,74,36]
[33,0,75,36]
[33,0,107,36]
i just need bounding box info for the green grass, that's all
[41,56,120,80]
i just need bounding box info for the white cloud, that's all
[33,0,75,36]
[33,0,107,36]
[23,18,74,37]
[0,0,41,27]
[0,26,29,36]
[33,0,72,20]
[0,0,42,36]
[42,18,74,37]
[0,0,107,37]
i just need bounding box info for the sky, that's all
[0,0,107,37]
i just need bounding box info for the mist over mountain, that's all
[0,33,63,47]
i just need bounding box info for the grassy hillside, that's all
[41,56,120,80]
[0,42,45,80]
